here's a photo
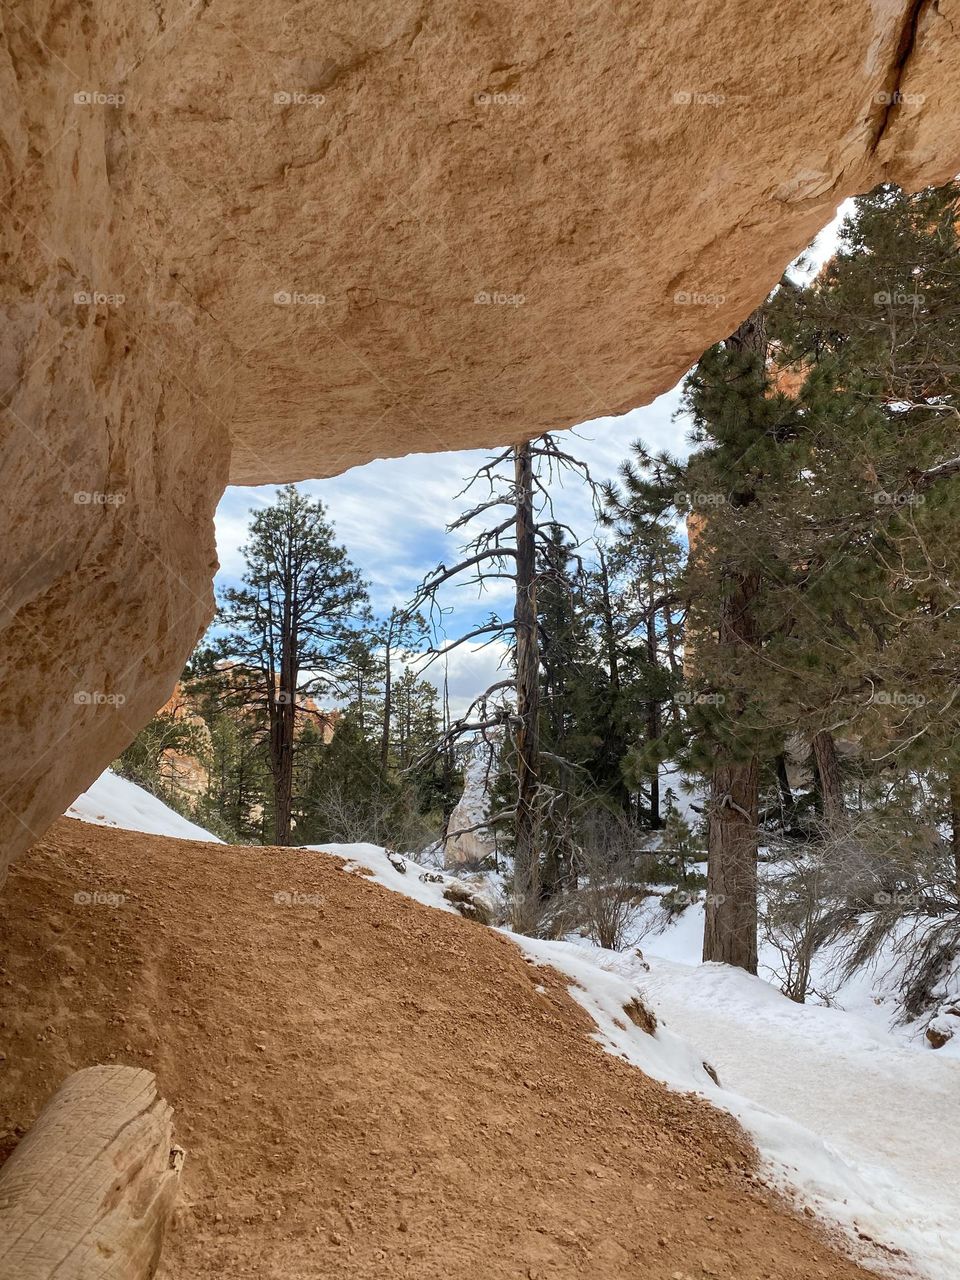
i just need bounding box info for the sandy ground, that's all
[0,819,881,1279]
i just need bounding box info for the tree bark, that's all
[380,630,393,771]
[645,557,662,829]
[775,753,796,824]
[812,729,845,827]
[594,545,631,816]
[704,753,760,972]
[512,440,541,927]
[702,310,765,973]
[950,770,960,901]
[702,567,760,973]
[270,633,297,846]
[0,1066,182,1280]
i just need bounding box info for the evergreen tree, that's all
[375,608,428,771]
[594,517,685,825]
[218,486,369,845]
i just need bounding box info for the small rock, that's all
[925,1008,960,1049]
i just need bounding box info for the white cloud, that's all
[412,637,514,721]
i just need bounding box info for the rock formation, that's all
[152,673,339,805]
[2,0,959,877]
[444,739,498,868]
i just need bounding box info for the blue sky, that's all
[212,203,851,713]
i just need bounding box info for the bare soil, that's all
[0,819,880,1279]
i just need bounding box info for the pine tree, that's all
[375,608,427,771]
[677,183,960,969]
[218,486,369,845]
[595,517,685,826]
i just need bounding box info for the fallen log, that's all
[0,1065,183,1280]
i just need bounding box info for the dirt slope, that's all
[0,820,880,1279]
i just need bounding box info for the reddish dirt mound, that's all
[0,820,874,1279]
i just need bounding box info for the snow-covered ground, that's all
[62,773,959,1279]
[316,839,960,1280]
[65,770,222,842]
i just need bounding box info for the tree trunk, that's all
[380,633,393,772]
[595,546,631,816]
[702,535,760,973]
[596,547,621,696]
[812,729,845,827]
[704,753,760,972]
[645,564,662,829]
[271,733,294,845]
[775,753,796,824]
[0,1066,182,1280]
[658,548,683,677]
[702,310,765,973]
[270,637,297,846]
[512,440,541,928]
[950,770,960,901]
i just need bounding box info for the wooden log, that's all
[0,1065,183,1280]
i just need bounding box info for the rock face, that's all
[2,0,959,876]
[445,740,498,869]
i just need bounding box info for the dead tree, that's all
[411,433,596,930]
[511,440,541,917]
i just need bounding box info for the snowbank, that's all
[314,839,960,1280]
[65,771,222,843]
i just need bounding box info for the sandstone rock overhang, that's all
[1,0,958,876]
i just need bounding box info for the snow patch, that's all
[65,770,222,842]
